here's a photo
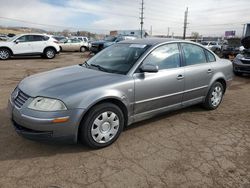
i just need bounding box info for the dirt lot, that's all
[0,53,250,188]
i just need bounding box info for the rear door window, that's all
[181,43,207,66]
[206,50,216,62]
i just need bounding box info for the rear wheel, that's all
[44,48,56,59]
[0,48,11,60]
[79,103,124,149]
[80,46,87,52]
[203,82,224,110]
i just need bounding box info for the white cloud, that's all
[0,0,250,36]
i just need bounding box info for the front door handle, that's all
[177,75,184,80]
[207,69,213,73]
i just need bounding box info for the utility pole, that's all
[140,0,145,38]
[242,24,246,38]
[183,7,188,40]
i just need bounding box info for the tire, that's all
[203,82,225,110]
[80,46,87,52]
[0,48,11,60]
[79,103,124,149]
[44,48,56,59]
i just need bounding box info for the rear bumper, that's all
[8,99,85,143]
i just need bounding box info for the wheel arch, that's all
[43,46,57,54]
[0,46,13,55]
[77,97,129,141]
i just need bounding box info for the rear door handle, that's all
[177,75,184,80]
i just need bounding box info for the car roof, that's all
[119,38,180,45]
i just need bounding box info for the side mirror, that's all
[140,64,158,73]
[15,40,20,44]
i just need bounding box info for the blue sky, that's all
[0,0,249,36]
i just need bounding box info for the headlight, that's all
[28,97,67,111]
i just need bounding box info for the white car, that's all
[0,33,60,60]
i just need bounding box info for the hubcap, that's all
[91,111,119,144]
[211,86,223,107]
[81,47,85,52]
[46,50,54,58]
[0,50,9,59]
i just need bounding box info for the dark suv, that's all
[233,36,250,76]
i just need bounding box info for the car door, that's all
[180,43,213,106]
[11,35,33,54]
[71,39,81,51]
[133,43,185,115]
[62,39,72,51]
[29,35,47,53]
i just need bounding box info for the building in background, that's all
[110,30,147,37]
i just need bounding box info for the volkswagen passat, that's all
[8,39,233,148]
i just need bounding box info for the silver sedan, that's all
[8,39,233,148]
[59,38,89,52]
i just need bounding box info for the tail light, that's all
[54,40,59,44]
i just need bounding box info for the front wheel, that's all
[203,82,224,110]
[79,103,124,149]
[0,48,11,60]
[44,48,56,59]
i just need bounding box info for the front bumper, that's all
[8,98,85,143]
[233,59,250,74]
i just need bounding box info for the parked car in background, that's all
[232,36,250,76]
[90,35,137,54]
[71,36,88,43]
[201,41,222,56]
[8,39,233,148]
[222,38,241,59]
[0,33,60,60]
[59,38,89,52]
[0,35,9,41]
[52,35,66,42]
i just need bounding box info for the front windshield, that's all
[87,43,150,74]
[6,34,20,42]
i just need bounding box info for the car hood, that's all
[19,65,127,99]
[0,41,11,45]
[91,40,112,45]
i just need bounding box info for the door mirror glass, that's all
[140,64,158,73]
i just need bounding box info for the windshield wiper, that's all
[84,60,91,68]
[79,61,91,68]
[90,64,109,72]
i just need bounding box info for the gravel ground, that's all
[0,53,250,188]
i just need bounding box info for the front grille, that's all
[14,89,30,108]
[241,59,250,64]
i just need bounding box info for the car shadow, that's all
[124,105,203,131]
[9,56,44,60]
[0,105,204,162]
